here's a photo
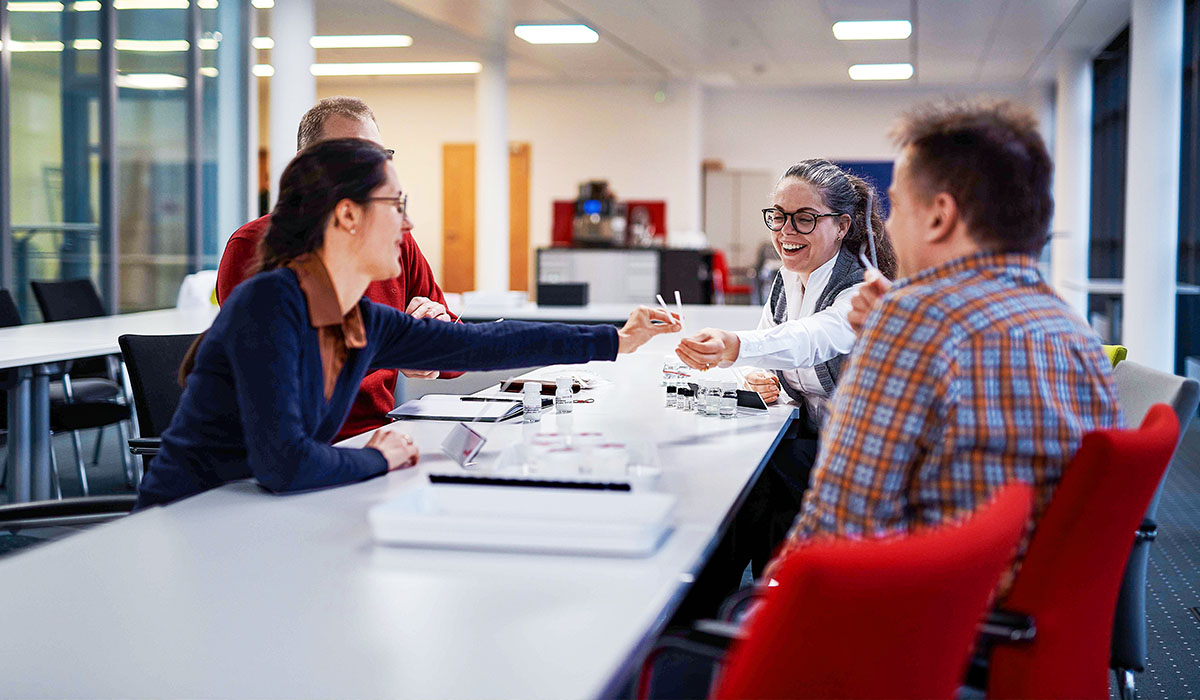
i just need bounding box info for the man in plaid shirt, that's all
[774,100,1122,589]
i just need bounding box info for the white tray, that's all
[368,484,675,557]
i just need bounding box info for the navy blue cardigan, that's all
[136,268,618,507]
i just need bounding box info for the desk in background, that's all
[536,247,713,304]
[0,334,796,699]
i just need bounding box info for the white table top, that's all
[0,334,794,699]
[456,302,763,330]
[0,307,220,370]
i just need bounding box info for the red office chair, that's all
[984,404,1179,700]
[711,249,752,301]
[638,483,1032,700]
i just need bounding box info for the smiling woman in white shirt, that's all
[672,159,896,615]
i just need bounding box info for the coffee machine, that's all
[572,180,627,247]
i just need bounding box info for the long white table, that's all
[456,301,763,330]
[0,334,796,699]
[0,307,219,502]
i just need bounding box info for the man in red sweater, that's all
[217,96,460,441]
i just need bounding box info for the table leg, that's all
[6,366,32,503]
[31,365,53,501]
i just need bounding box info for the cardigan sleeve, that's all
[363,302,619,372]
[224,280,388,493]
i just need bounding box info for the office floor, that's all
[2,424,1199,699]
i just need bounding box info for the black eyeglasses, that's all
[762,208,844,234]
[385,149,395,158]
[364,193,407,217]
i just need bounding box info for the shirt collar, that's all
[287,254,366,346]
[781,248,841,293]
[896,250,1041,289]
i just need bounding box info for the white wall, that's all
[274,79,1054,282]
[315,79,703,280]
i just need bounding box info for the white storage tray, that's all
[368,483,675,557]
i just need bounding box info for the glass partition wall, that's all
[0,0,252,320]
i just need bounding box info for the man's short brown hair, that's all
[891,99,1053,254]
[296,96,377,151]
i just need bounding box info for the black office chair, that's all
[0,289,132,499]
[118,333,199,475]
[29,279,136,493]
[1109,360,1200,699]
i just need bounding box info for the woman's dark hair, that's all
[258,137,392,273]
[180,137,391,386]
[779,158,898,278]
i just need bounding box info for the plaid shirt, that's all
[783,252,1123,585]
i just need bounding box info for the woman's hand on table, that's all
[617,306,682,354]
[743,370,780,404]
[675,328,740,370]
[848,269,893,335]
[366,430,421,471]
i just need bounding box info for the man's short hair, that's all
[296,96,377,151]
[891,99,1053,254]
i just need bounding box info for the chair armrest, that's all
[128,437,161,455]
[636,623,741,700]
[719,585,766,622]
[0,495,137,531]
[978,608,1037,643]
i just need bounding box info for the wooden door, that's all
[441,142,530,293]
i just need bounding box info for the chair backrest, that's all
[0,289,23,328]
[118,333,199,438]
[30,278,106,322]
[714,484,1033,700]
[987,405,1180,700]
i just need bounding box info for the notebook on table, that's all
[387,394,534,422]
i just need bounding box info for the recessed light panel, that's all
[513,24,598,44]
[309,61,481,76]
[848,63,914,80]
[833,20,912,41]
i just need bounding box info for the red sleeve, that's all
[401,234,458,322]
[216,215,270,305]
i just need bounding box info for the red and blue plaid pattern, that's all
[783,252,1123,585]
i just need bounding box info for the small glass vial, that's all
[554,375,574,414]
[720,381,738,418]
[522,382,541,423]
[694,380,709,415]
[676,381,693,411]
[705,381,723,416]
[665,382,677,408]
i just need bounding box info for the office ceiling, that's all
[290,0,1132,88]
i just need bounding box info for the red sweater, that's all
[216,214,459,441]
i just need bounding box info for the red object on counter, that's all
[550,200,667,246]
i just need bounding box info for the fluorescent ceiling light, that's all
[309,61,481,76]
[848,63,914,80]
[3,40,65,52]
[252,0,273,8]
[513,24,598,44]
[8,2,64,11]
[252,37,274,50]
[73,39,102,49]
[200,66,218,77]
[832,20,912,41]
[115,72,186,90]
[198,0,217,7]
[114,0,189,7]
[253,64,275,77]
[71,1,100,9]
[309,35,413,49]
[115,39,190,52]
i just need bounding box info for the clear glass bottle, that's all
[522,382,541,423]
[676,381,693,411]
[720,381,738,418]
[554,375,574,414]
[665,382,677,408]
[695,380,710,415]
[705,381,722,416]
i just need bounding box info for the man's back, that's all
[788,252,1122,576]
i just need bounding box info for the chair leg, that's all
[69,429,89,497]
[116,419,135,488]
[49,436,62,500]
[1115,668,1137,700]
[92,425,105,466]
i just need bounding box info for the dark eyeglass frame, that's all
[384,149,395,158]
[761,208,845,234]
[363,193,408,217]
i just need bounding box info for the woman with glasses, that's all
[135,138,679,509]
[672,159,895,616]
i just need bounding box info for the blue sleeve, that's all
[362,302,619,372]
[225,280,388,493]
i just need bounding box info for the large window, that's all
[1178,0,1200,373]
[0,0,251,320]
[1088,28,1130,284]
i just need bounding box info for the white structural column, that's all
[474,47,510,293]
[1123,0,1184,372]
[1051,51,1092,316]
[677,80,703,233]
[268,0,316,208]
